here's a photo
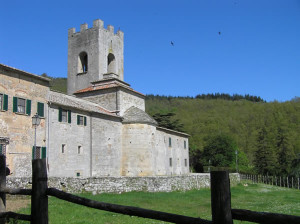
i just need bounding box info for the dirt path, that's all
[6,196,30,212]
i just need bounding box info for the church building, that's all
[0,19,190,177]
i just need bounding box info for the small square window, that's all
[61,110,67,122]
[59,108,71,123]
[13,97,31,115]
[62,144,65,153]
[169,158,172,167]
[78,146,82,154]
[17,98,25,114]
[77,115,87,126]
[76,172,80,177]
[78,116,84,125]
[184,140,187,149]
[169,137,172,147]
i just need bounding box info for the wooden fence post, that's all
[211,171,233,224]
[31,159,48,224]
[0,155,6,224]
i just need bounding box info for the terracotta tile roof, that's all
[75,82,145,97]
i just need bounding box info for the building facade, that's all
[0,19,189,178]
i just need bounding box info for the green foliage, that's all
[145,95,300,176]
[195,93,265,102]
[202,134,237,167]
[152,112,184,132]
[41,73,67,93]
[254,126,277,175]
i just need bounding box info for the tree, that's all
[254,126,277,175]
[276,126,295,175]
[152,112,184,132]
[202,134,237,167]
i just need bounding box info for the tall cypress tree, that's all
[276,126,295,175]
[254,126,277,175]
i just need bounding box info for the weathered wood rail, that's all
[0,155,299,224]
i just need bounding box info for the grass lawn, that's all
[10,182,300,224]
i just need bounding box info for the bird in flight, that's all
[171,41,174,46]
[218,31,221,35]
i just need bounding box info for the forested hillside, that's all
[46,74,300,176]
[145,95,300,176]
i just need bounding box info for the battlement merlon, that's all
[68,19,124,39]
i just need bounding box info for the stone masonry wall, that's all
[7,173,240,194]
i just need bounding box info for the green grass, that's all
[11,182,300,224]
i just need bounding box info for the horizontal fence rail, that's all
[0,211,31,221]
[0,156,299,224]
[232,209,300,224]
[47,187,211,224]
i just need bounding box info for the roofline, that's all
[156,126,190,137]
[48,90,121,119]
[91,77,130,87]
[74,84,145,98]
[48,100,122,119]
[0,64,51,82]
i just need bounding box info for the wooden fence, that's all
[241,174,300,190]
[0,156,299,224]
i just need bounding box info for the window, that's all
[184,140,187,149]
[107,53,116,73]
[169,137,172,147]
[76,172,80,177]
[59,108,71,123]
[78,52,88,73]
[78,146,82,154]
[185,159,188,167]
[169,158,172,167]
[0,94,8,111]
[77,115,87,126]
[32,146,46,159]
[62,144,65,153]
[37,102,44,117]
[13,97,31,115]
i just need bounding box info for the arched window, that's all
[107,53,116,74]
[78,52,88,73]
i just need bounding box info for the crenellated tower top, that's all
[67,19,124,95]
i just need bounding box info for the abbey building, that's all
[0,19,189,177]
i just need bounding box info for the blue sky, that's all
[1,0,299,102]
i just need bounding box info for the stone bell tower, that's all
[67,19,124,95]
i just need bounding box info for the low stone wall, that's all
[7,173,240,194]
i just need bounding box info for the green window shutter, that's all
[32,146,35,159]
[77,115,80,125]
[3,94,8,111]
[58,108,62,122]
[37,102,44,117]
[41,147,46,159]
[26,99,31,115]
[13,97,18,113]
[68,110,71,123]
[84,116,87,126]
